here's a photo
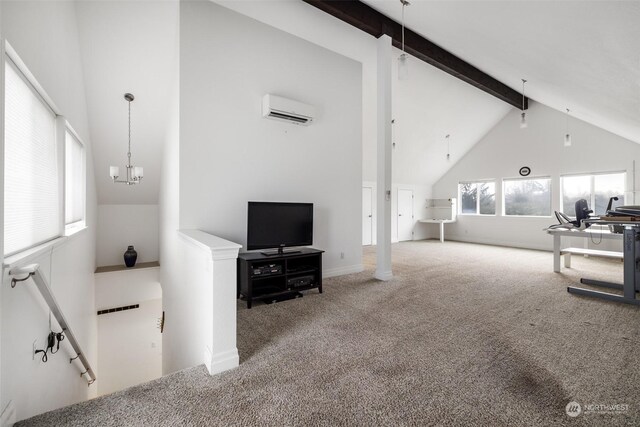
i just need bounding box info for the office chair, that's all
[551,199,592,230]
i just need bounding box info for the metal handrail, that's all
[9,263,96,385]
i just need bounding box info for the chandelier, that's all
[110,93,143,185]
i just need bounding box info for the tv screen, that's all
[247,202,313,251]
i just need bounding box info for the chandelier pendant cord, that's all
[127,99,132,169]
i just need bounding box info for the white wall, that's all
[179,1,362,276]
[96,267,161,397]
[0,0,98,421]
[95,267,161,310]
[216,0,378,183]
[97,204,159,267]
[433,102,640,250]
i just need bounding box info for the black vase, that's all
[124,246,138,267]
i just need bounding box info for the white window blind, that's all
[65,131,84,225]
[4,59,60,255]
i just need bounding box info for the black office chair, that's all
[553,199,593,229]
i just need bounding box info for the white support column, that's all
[179,230,241,375]
[375,34,393,281]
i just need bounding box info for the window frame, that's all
[560,170,626,217]
[3,41,86,257]
[64,123,87,232]
[458,180,497,216]
[502,176,552,218]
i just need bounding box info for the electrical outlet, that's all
[340,252,345,259]
[32,339,37,361]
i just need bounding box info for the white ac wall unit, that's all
[262,94,315,126]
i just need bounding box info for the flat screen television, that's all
[247,201,313,255]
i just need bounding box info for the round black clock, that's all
[519,166,531,177]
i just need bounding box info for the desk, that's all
[562,221,640,306]
[419,219,456,243]
[546,228,622,273]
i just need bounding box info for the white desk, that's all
[419,219,456,243]
[546,228,622,272]
[422,198,457,243]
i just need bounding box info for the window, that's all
[503,178,551,216]
[4,58,60,255]
[4,46,87,256]
[459,181,496,215]
[561,172,625,216]
[65,129,85,226]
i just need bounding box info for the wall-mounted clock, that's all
[519,166,531,177]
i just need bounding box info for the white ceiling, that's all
[392,47,511,185]
[363,0,640,144]
[75,0,179,204]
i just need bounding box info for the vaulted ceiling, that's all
[73,0,640,205]
[362,0,640,144]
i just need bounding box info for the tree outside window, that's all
[459,182,495,215]
[504,178,551,216]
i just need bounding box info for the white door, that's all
[362,187,373,245]
[397,189,414,241]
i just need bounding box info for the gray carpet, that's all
[19,241,640,426]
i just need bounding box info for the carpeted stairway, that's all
[19,241,640,426]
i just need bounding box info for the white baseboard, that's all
[323,264,363,278]
[0,401,16,427]
[204,346,239,375]
[444,235,551,252]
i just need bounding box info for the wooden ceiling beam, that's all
[302,0,527,109]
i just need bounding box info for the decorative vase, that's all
[124,245,138,267]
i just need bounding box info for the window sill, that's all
[65,221,86,237]
[3,225,87,270]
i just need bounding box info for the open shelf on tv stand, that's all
[237,247,324,309]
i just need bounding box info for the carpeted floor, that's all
[19,241,640,426]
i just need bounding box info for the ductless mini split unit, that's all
[262,94,315,126]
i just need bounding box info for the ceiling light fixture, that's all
[520,79,528,128]
[445,134,451,160]
[564,108,572,147]
[398,0,411,80]
[110,93,143,185]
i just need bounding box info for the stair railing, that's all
[9,263,96,385]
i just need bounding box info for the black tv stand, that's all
[237,248,323,309]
